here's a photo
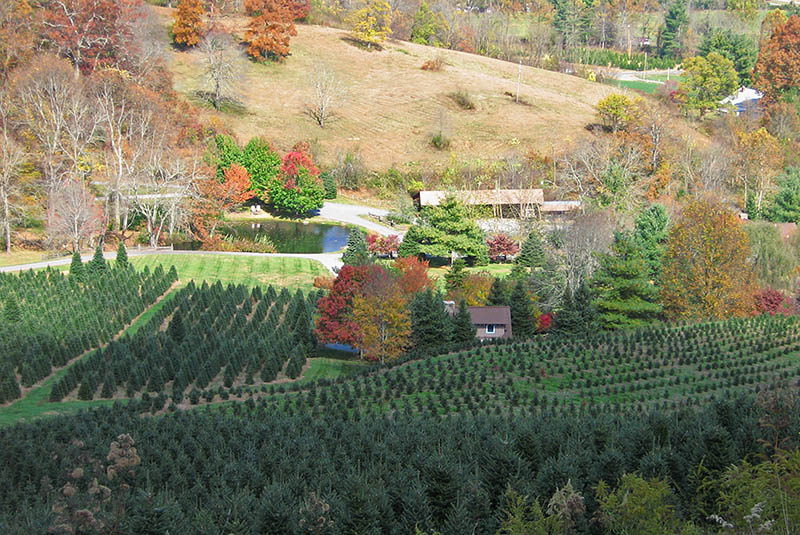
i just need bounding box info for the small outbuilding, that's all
[444,302,513,340]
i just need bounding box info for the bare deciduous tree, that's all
[0,91,25,253]
[93,70,164,231]
[130,155,196,248]
[562,210,614,292]
[48,179,105,251]
[306,64,345,128]
[200,30,243,111]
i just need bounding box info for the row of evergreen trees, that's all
[0,249,176,403]
[0,393,796,534]
[49,281,321,402]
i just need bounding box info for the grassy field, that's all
[428,262,514,283]
[0,250,57,267]
[154,7,611,170]
[129,254,329,290]
[299,358,370,383]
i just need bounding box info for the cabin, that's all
[419,189,580,219]
[444,302,514,340]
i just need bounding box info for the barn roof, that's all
[419,189,544,206]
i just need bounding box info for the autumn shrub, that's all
[448,89,476,110]
[753,287,794,316]
[421,55,445,71]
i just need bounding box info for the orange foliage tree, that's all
[194,163,254,238]
[172,0,206,47]
[351,268,412,363]
[661,198,754,321]
[243,0,298,60]
[393,255,435,295]
[754,15,800,104]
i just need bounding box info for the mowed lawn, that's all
[129,254,329,290]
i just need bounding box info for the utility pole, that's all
[516,60,522,103]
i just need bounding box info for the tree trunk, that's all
[2,187,10,253]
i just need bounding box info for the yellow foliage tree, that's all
[733,127,783,218]
[351,287,411,363]
[348,0,392,49]
[661,198,754,321]
[595,93,643,132]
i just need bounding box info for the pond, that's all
[223,219,350,253]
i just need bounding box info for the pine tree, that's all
[169,311,186,343]
[510,280,535,338]
[3,293,21,323]
[69,251,86,281]
[116,241,129,269]
[87,244,107,277]
[342,228,369,265]
[451,299,476,343]
[591,233,662,330]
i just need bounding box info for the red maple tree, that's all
[314,264,373,346]
[486,233,520,262]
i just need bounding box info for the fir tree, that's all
[77,378,94,400]
[342,228,369,265]
[660,0,688,58]
[556,279,596,335]
[444,258,467,292]
[410,289,451,352]
[168,311,186,343]
[513,229,546,280]
[116,241,129,269]
[87,244,107,276]
[69,251,86,281]
[487,277,511,306]
[101,373,116,398]
[451,299,476,344]
[510,280,535,338]
[591,233,662,329]
[3,294,21,323]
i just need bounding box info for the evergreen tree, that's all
[444,258,467,292]
[591,233,662,330]
[69,251,86,281]
[556,280,595,335]
[660,0,688,58]
[77,378,94,401]
[410,289,451,352]
[87,244,107,276]
[487,277,511,306]
[3,293,21,323]
[169,311,186,343]
[342,228,369,265]
[451,299,476,344]
[513,229,546,280]
[116,241,129,269]
[101,373,116,398]
[634,204,670,281]
[510,280,535,338]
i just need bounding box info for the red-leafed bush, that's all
[753,288,795,316]
[486,234,519,262]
